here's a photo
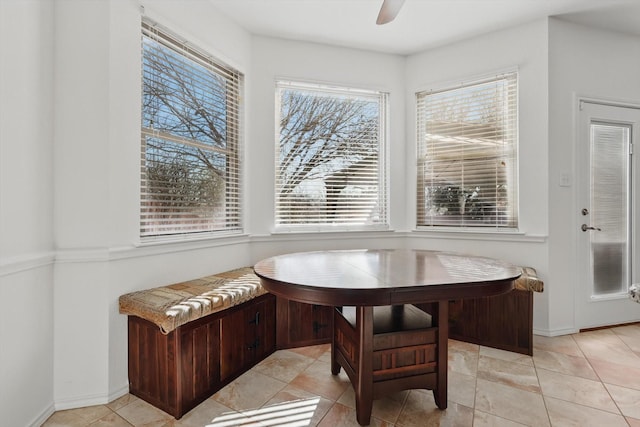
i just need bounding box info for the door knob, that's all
[581,224,602,232]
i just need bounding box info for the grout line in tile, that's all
[531,355,552,427]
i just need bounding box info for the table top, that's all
[254,249,521,306]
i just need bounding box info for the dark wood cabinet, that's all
[448,289,533,355]
[220,295,276,382]
[276,297,333,349]
[220,294,276,382]
[178,316,221,407]
[254,296,277,360]
[219,306,249,381]
[128,312,222,418]
[128,293,275,419]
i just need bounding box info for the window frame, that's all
[415,71,519,231]
[274,80,390,232]
[140,19,244,242]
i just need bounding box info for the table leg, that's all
[331,306,341,375]
[355,305,374,426]
[433,300,448,409]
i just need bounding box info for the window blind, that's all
[141,20,243,239]
[416,73,518,229]
[275,81,388,229]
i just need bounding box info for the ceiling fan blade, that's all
[376,0,405,25]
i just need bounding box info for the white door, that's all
[576,100,639,329]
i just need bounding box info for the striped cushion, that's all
[119,267,266,334]
[514,267,544,292]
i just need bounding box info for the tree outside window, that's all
[275,82,388,229]
[141,21,242,239]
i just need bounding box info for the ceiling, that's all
[208,0,640,55]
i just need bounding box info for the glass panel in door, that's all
[589,122,631,297]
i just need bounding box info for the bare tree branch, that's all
[278,91,379,197]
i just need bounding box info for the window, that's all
[275,81,388,229]
[141,20,243,239]
[416,72,518,229]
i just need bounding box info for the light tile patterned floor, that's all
[43,324,640,426]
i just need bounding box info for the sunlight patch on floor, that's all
[208,397,320,427]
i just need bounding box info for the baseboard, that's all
[579,320,640,333]
[533,326,578,337]
[54,392,110,411]
[53,383,130,412]
[29,403,55,427]
[535,321,640,336]
[108,383,130,403]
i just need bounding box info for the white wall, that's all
[548,18,640,333]
[405,19,551,333]
[53,0,111,408]
[0,1,55,425]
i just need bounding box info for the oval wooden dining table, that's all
[254,249,521,425]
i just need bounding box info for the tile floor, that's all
[43,323,640,427]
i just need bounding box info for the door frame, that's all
[574,96,640,330]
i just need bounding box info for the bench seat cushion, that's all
[119,267,266,334]
[514,267,543,292]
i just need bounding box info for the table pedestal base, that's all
[331,302,449,426]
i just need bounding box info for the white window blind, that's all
[275,81,388,229]
[416,73,518,229]
[141,20,243,239]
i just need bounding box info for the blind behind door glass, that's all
[590,122,631,296]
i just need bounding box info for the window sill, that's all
[272,224,391,234]
[250,228,399,243]
[410,228,547,243]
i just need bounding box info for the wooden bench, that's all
[118,267,276,419]
[447,266,544,355]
